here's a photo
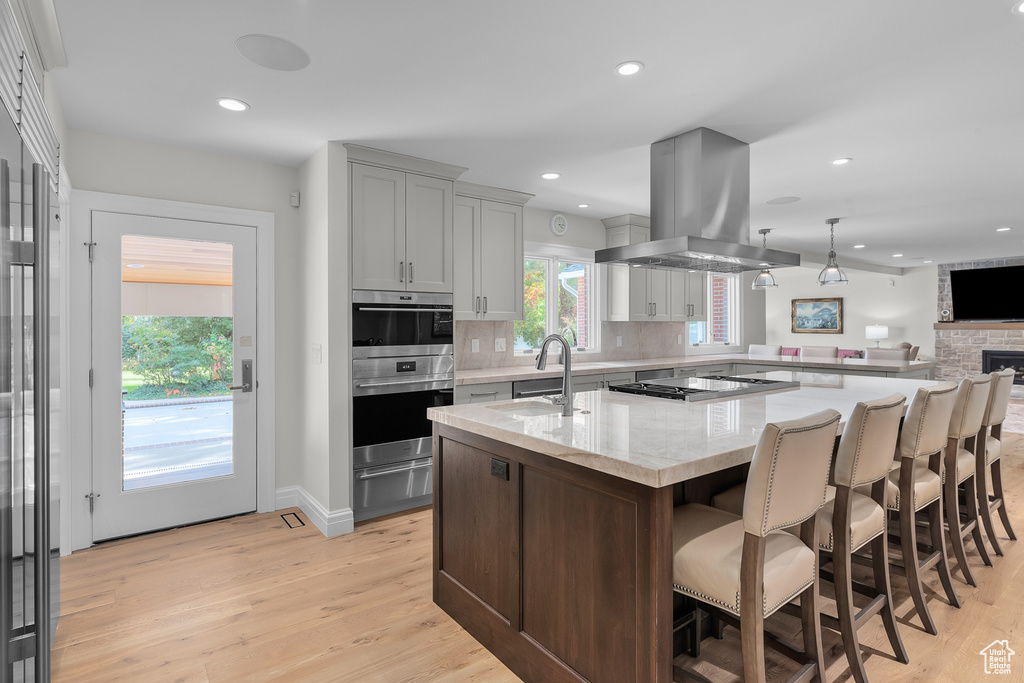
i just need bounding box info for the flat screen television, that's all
[950,265,1024,321]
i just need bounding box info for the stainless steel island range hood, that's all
[595,127,801,273]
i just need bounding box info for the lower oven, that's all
[351,352,454,521]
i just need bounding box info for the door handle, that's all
[357,461,432,479]
[229,359,253,392]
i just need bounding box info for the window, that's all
[514,248,598,352]
[689,273,739,346]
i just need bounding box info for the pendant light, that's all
[751,229,779,290]
[817,218,848,286]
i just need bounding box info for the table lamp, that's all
[865,325,889,348]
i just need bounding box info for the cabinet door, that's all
[479,200,523,321]
[670,271,689,321]
[603,371,635,387]
[351,163,406,291]
[648,269,671,321]
[628,267,650,322]
[687,271,707,321]
[453,196,480,319]
[572,376,603,393]
[405,173,454,292]
[455,382,513,404]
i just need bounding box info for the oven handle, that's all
[356,307,453,313]
[356,378,454,388]
[357,461,433,479]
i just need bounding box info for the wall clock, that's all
[550,213,568,236]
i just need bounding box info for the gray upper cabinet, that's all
[453,182,532,321]
[346,145,467,293]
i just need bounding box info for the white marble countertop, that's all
[429,372,942,488]
[455,353,934,385]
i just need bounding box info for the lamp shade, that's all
[865,325,889,347]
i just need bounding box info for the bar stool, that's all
[748,344,782,357]
[977,368,1017,555]
[800,345,839,359]
[672,409,841,683]
[944,375,993,586]
[880,382,961,636]
[819,394,909,682]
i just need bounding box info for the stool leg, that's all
[740,533,767,683]
[944,458,977,586]
[901,495,937,634]
[963,475,993,567]
[992,459,1017,541]
[871,530,908,663]
[928,496,961,609]
[801,517,826,683]
[976,452,1003,556]
[834,523,868,682]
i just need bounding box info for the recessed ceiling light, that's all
[218,98,249,111]
[615,61,643,76]
[125,263,145,269]
[758,263,770,267]
[765,196,800,205]
[923,260,933,264]
[853,244,866,249]
[540,172,560,180]
[832,158,852,165]
[892,254,903,258]
[578,203,589,208]
[236,34,310,71]
[1013,0,1024,15]
[997,227,1012,232]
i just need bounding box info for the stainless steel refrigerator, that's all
[0,73,60,682]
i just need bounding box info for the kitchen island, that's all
[428,373,938,683]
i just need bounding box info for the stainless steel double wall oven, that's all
[351,290,453,521]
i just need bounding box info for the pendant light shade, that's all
[817,218,848,286]
[751,229,780,290]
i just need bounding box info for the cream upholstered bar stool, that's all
[818,394,909,682]
[748,344,782,357]
[711,397,910,681]
[672,409,841,683]
[878,382,962,636]
[799,345,839,359]
[944,375,994,587]
[977,368,1017,555]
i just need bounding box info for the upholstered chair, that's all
[800,345,839,359]
[865,347,911,361]
[819,394,909,681]
[673,409,841,683]
[944,375,994,586]
[879,382,961,635]
[977,368,1017,555]
[748,344,782,357]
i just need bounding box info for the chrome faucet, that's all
[561,325,578,348]
[536,334,574,416]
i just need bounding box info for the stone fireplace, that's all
[936,256,1024,398]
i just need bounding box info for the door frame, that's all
[66,190,276,551]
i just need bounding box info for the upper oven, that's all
[352,289,453,358]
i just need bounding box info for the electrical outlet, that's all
[471,338,479,353]
[616,336,622,347]
[310,344,322,364]
[494,337,506,352]
[677,334,683,345]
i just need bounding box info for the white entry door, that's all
[90,211,258,540]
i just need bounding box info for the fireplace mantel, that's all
[933,322,1024,331]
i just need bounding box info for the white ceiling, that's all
[49,0,1024,269]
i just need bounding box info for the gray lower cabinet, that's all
[455,381,514,404]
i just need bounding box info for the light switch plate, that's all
[494,338,506,352]
[311,344,322,364]
[471,339,479,353]
[677,334,683,345]
[616,336,622,347]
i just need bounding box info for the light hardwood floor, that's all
[53,434,1024,682]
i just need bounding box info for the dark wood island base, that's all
[432,423,675,683]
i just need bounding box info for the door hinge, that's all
[85,493,100,513]
[88,368,93,388]
[84,241,96,262]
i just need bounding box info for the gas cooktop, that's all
[608,375,800,401]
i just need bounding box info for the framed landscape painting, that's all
[791,297,843,334]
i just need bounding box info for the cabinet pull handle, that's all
[399,261,405,283]
[475,296,480,313]
[483,296,488,314]
[470,391,499,397]
[409,261,414,282]
[652,303,657,317]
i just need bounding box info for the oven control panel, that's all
[397,361,417,373]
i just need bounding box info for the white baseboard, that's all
[275,485,354,538]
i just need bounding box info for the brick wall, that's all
[935,256,1024,396]
[577,272,587,346]
[712,275,730,343]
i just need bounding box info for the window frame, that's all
[514,241,602,355]
[686,271,743,355]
